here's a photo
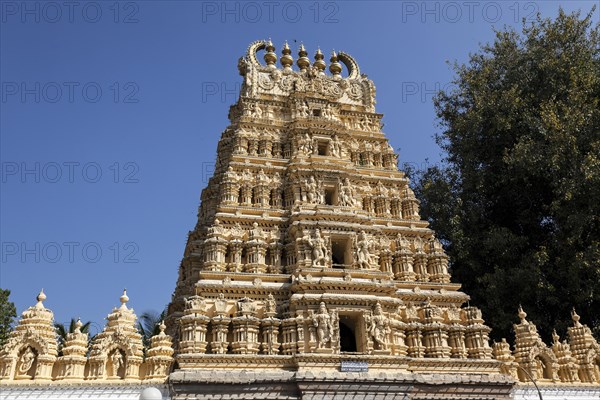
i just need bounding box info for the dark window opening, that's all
[313,109,322,117]
[331,238,349,267]
[324,187,336,205]
[317,141,328,156]
[339,322,357,352]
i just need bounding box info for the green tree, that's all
[409,8,600,342]
[137,309,166,351]
[0,289,17,347]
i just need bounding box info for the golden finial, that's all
[571,308,582,327]
[517,305,528,324]
[329,50,342,77]
[264,40,277,68]
[35,288,46,309]
[552,329,560,344]
[119,289,129,310]
[313,47,326,73]
[297,43,310,71]
[280,41,293,70]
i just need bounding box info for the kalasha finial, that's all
[313,47,326,73]
[571,308,582,327]
[35,289,46,309]
[159,320,166,335]
[119,289,129,309]
[552,329,560,344]
[517,305,528,324]
[329,50,342,77]
[264,39,277,68]
[75,317,83,333]
[297,43,310,71]
[281,41,293,70]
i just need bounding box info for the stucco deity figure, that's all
[338,178,359,207]
[304,176,319,204]
[18,348,35,375]
[265,293,277,316]
[298,133,312,155]
[309,229,328,267]
[257,169,269,185]
[356,230,374,269]
[215,293,228,315]
[365,303,391,350]
[110,351,123,377]
[312,302,334,348]
[328,135,342,157]
[299,100,309,117]
[185,295,206,311]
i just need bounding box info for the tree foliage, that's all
[409,8,600,341]
[137,309,166,351]
[0,289,17,347]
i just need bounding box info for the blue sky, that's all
[1,1,597,334]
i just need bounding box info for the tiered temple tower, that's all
[1,40,599,400]
[164,40,514,399]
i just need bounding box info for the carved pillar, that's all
[379,248,393,274]
[210,315,231,354]
[179,296,210,355]
[248,139,258,156]
[267,242,283,273]
[446,307,467,359]
[390,198,402,217]
[228,239,243,272]
[241,185,253,206]
[260,317,281,355]
[231,298,261,355]
[413,247,429,282]
[394,247,416,281]
[404,305,424,358]
[233,136,248,155]
[390,316,408,356]
[427,238,451,283]
[464,306,493,360]
[420,302,450,358]
[281,317,297,355]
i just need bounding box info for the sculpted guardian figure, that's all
[310,229,328,267]
[365,303,391,350]
[110,351,123,377]
[18,347,35,375]
[305,176,319,204]
[312,302,333,348]
[356,230,374,269]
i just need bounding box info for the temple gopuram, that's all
[1,40,599,400]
